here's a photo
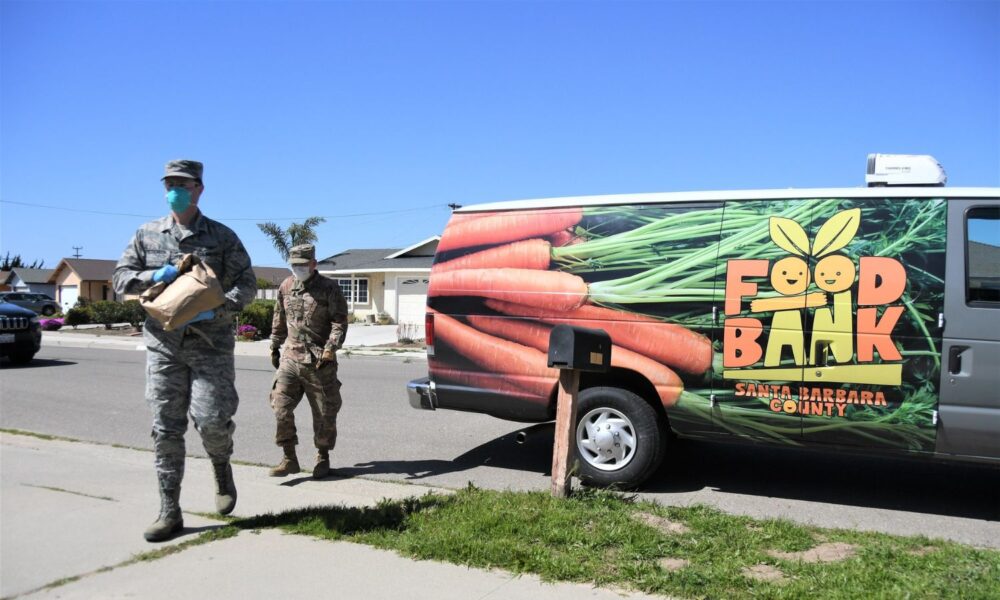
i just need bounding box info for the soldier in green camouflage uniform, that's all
[268,243,348,479]
[113,160,256,542]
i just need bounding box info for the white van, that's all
[408,154,1000,488]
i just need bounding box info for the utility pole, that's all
[72,246,83,258]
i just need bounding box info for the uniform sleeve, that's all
[221,234,257,312]
[270,283,287,352]
[325,281,349,351]
[113,230,156,296]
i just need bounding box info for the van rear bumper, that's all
[407,377,436,410]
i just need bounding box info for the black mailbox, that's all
[547,325,612,372]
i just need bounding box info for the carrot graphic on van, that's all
[416,179,968,478]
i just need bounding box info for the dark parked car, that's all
[0,301,42,365]
[0,292,59,316]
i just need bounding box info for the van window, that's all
[967,206,1000,305]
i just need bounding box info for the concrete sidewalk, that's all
[40,324,426,359]
[0,433,659,600]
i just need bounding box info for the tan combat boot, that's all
[144,482,183,542]
[313,450,330,479]
[212,461,237,515]
[269,446,300,477]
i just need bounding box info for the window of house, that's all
[337,278,369,304]
[967,206,1000,305]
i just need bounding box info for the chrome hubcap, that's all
[576,407,636,471]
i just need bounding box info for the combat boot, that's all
[269,446,300,477]
[144,483,183,542]
[212,461,237,515]
[313,450,330,479]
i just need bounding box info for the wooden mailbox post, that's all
[547,325,612,498]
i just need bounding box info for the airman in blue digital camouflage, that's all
[114,159,256,542]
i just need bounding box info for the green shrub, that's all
[121,300,146,329]
[90,301,124,329]
[64,307,92,328]
[237,300,275,339]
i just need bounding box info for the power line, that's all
[228,204,451,221]
[0,199,451,221]
[0,199,157,218]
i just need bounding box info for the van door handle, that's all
[812,340,832,366]
[948,346,968,375]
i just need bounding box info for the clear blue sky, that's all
[1,1,997,268]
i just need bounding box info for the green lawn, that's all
[234,485,1000,599]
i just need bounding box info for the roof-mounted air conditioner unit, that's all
[866,153,947,187]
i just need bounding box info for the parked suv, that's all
[0,301,42,365]
[0,292,59,316]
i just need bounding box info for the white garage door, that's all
[59,285,79,311]
[396,277,429,336]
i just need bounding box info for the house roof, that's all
[385,236,440,259]
[50,259,116,282]
[318,239,438,274]
[8,268,56,284]
[253,266,291,286]
[318,250,435,274]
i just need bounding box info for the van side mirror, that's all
[547,324,612,373]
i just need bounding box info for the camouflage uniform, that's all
[270,245,348,456]
[113,162,256,496]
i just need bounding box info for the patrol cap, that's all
[289,244,316,265]
[161,159,203,182]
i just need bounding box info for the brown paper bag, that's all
[140,253,226,331]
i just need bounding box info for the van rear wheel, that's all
[574,386,666,489]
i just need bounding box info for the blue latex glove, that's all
[181,310,215,327]
[152,264,179,284]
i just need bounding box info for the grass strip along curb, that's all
[230,485,1000,600]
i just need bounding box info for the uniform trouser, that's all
[270,357,343,452]
[145,329,239,491]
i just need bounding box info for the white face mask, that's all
[291,266,312,280]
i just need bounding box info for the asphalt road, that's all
[3,346,999,548]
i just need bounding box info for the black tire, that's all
[574,386,666,489]
[9,350,35,365]
[42,305,56,316]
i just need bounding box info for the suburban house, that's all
[253,265,292,300]
[3,268,56,298]
[317,236,438,328]
[48,258,119,310]
[0,271,10,292]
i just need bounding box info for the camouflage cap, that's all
[161,159,203,181]
[289,244,316,265]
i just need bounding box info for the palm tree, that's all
[257,217,327,261]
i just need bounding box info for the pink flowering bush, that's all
[39,318,64,331]
[237,324,258,341]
